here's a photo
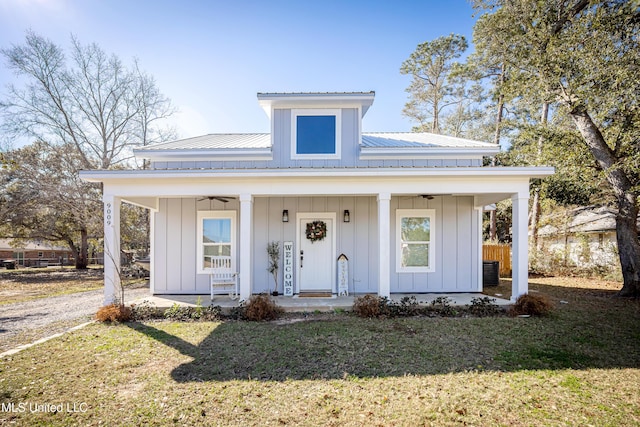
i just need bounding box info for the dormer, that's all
[134,90,499,170]
[257,92,375,161]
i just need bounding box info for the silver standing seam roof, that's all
[135,132,497,152]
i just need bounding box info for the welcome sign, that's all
[283,241,294,296]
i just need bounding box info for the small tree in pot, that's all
[266,241,280,296]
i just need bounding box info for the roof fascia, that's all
[80,166,555,182]
[258,92,375,118]
[360,146,500,159]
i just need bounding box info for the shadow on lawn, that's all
[126,287,640,383]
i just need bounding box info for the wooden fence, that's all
[483,244,511,277]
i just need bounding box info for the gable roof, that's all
[361,132,497,149]
[538,205,640,235]
[135,131,498,157]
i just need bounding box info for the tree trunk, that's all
[66,239,80,269]
[530,102,549,250]
[615,192,640,297]
[75,228,89,269]
[569,105,640,297]
[489,67,506,241]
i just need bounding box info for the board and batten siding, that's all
[251,196,379,295]
[151,197,239,295]
[389,195,480,293]
[151,195,480,295]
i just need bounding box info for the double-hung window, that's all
[291,109,341,159]
[197,211,236,273]
[396,209,435,273]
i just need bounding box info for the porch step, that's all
[296,292,333,298]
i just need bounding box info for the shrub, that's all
[510,293,554,316]
[164,303,192,321]
[428,296,458,317]
[352,294,390,318]
[243,294,283,321]
[467,297,503,317]
[388,296,421,317]
[96,303,132,323]
[130,300,160,321]
[202,305,223,321]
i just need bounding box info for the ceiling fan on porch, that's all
[198,196,237,203]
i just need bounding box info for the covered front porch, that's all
[81,167,554,306]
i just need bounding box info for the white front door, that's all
[297,213,335,293]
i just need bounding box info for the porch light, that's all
[343,210,350,223]
[282,210,289,222]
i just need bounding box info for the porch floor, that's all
[130,293,512,313]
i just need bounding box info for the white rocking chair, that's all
[206,256,238,300]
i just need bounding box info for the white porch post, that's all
[377,192,391,298]
[103,194,121,305]
[511,193,529,301]
[239,194,253,300]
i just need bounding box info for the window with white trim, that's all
[396,209,435,273]
[197,211,236,273]
[291,109,341,159]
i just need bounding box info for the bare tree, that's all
[0,31,176,268]
[0,31,175,170]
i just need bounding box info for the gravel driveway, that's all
[0,285,150,353]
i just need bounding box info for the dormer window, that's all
[291,109,341,159]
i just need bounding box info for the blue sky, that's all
[0,0,478,139]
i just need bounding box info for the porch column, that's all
[239,194,253,300]
[511,193,529,302]
[377,192,391,298]
[103,194,121,305]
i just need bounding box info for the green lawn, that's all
[1,277,639,426]
[0,268,104,305]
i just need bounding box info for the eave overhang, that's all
[257,92,375,118]
[81,166,554,182]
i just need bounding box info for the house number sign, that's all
[105,203,112,226]
[283,241,294,296]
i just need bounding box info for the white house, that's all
[537,205,638,269]
[80,92,553,304]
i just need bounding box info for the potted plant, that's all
[266,241,280,296]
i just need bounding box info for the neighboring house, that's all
[0,239,73,267]
[537,205,638,269]
[81,92,553,304]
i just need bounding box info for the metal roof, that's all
[135,134,271,152]
[257,91,375,97]
[361,132,497,149]
[137,132,496,152]
[257,92,376,118]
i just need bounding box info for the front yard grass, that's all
[0,268,144,305]
[1,277,639,426]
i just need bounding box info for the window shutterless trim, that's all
[291,108,342,160]
[395,209,436,273]
[196,210,236,274]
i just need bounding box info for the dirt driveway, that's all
[0,270,150,353]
